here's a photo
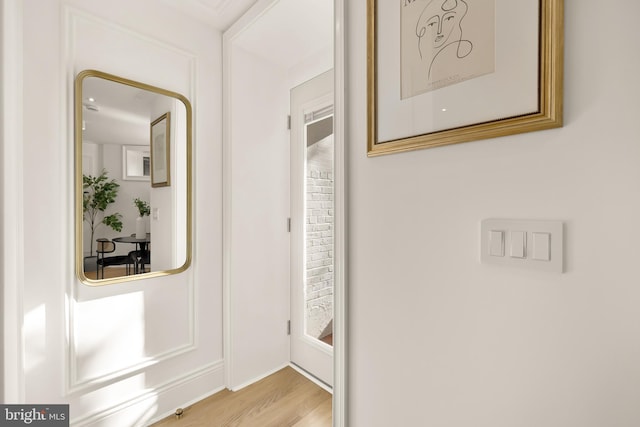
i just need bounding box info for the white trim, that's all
[228,362,289,392]
[224,0,280,38]
[67,343,197,394]
[332,0,347,425]
[62,2,75,405]
[289,362,333,394]
[62,5,200,395]
[1,0,26,403]
[71,360,225,426]
[63,5,199,71]
[61,2,75,405]
[221,13,234,391]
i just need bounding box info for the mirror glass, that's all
[75,70,192,285]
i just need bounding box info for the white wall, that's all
[1,0,24,405]
[227,44,291,388]
[287,46,333,91]
[0,0,4,403]
[347,1,640,426]
[225,3,333,388]
[148,98,180,272]
[5,0,224,424]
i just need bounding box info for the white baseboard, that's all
[71,361,224,427]
[289,362,333,394]
[228,363,289,392]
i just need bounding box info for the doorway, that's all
[223,0,346,424]
[290,70,334,387]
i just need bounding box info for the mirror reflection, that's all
[75,70,192,284]
[123,145,151,181]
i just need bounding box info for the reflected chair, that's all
[128,249,150,274]
[96,238,133,279]
[127,234,150,274]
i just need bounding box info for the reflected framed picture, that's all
[367,0,564,156]
[150,112,171,187]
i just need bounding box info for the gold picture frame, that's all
[368,0,564,156]
[151,112,171,187]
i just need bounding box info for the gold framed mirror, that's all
[75,70,192,285]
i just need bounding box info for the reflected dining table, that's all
[113,233,150,274]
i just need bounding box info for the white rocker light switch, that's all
[510,231,526,259]
[489,230,505,257]
[532,232,551,261]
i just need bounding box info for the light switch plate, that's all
[481,219,563,273]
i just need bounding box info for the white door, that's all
[290,69,334,386]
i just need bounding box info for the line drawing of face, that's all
[416,0,468,59]
[426,11,457,48]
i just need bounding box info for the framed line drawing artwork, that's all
[368,0,564,156]
[150,112,171,187]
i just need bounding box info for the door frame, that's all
[222,0,346,425]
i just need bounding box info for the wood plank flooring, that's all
[84,267,149,280]
[151,367,332,427]
[319,334,333,346]
[84,267,129,280]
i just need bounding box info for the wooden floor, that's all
[151,367,332,427]
[84,267,128,280]
[319,334,333,346]
[84,266,149,280]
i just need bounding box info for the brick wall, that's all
[305,169,334,340]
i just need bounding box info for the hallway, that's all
[151,367,331,427]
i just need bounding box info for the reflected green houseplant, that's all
[83,170,123,255]
[133,198,150,239]
[134,198,150,217]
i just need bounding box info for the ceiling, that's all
[233,0,333,70]
[159,0,260,30]
[81,76,169,147]
[160,0,333,70]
